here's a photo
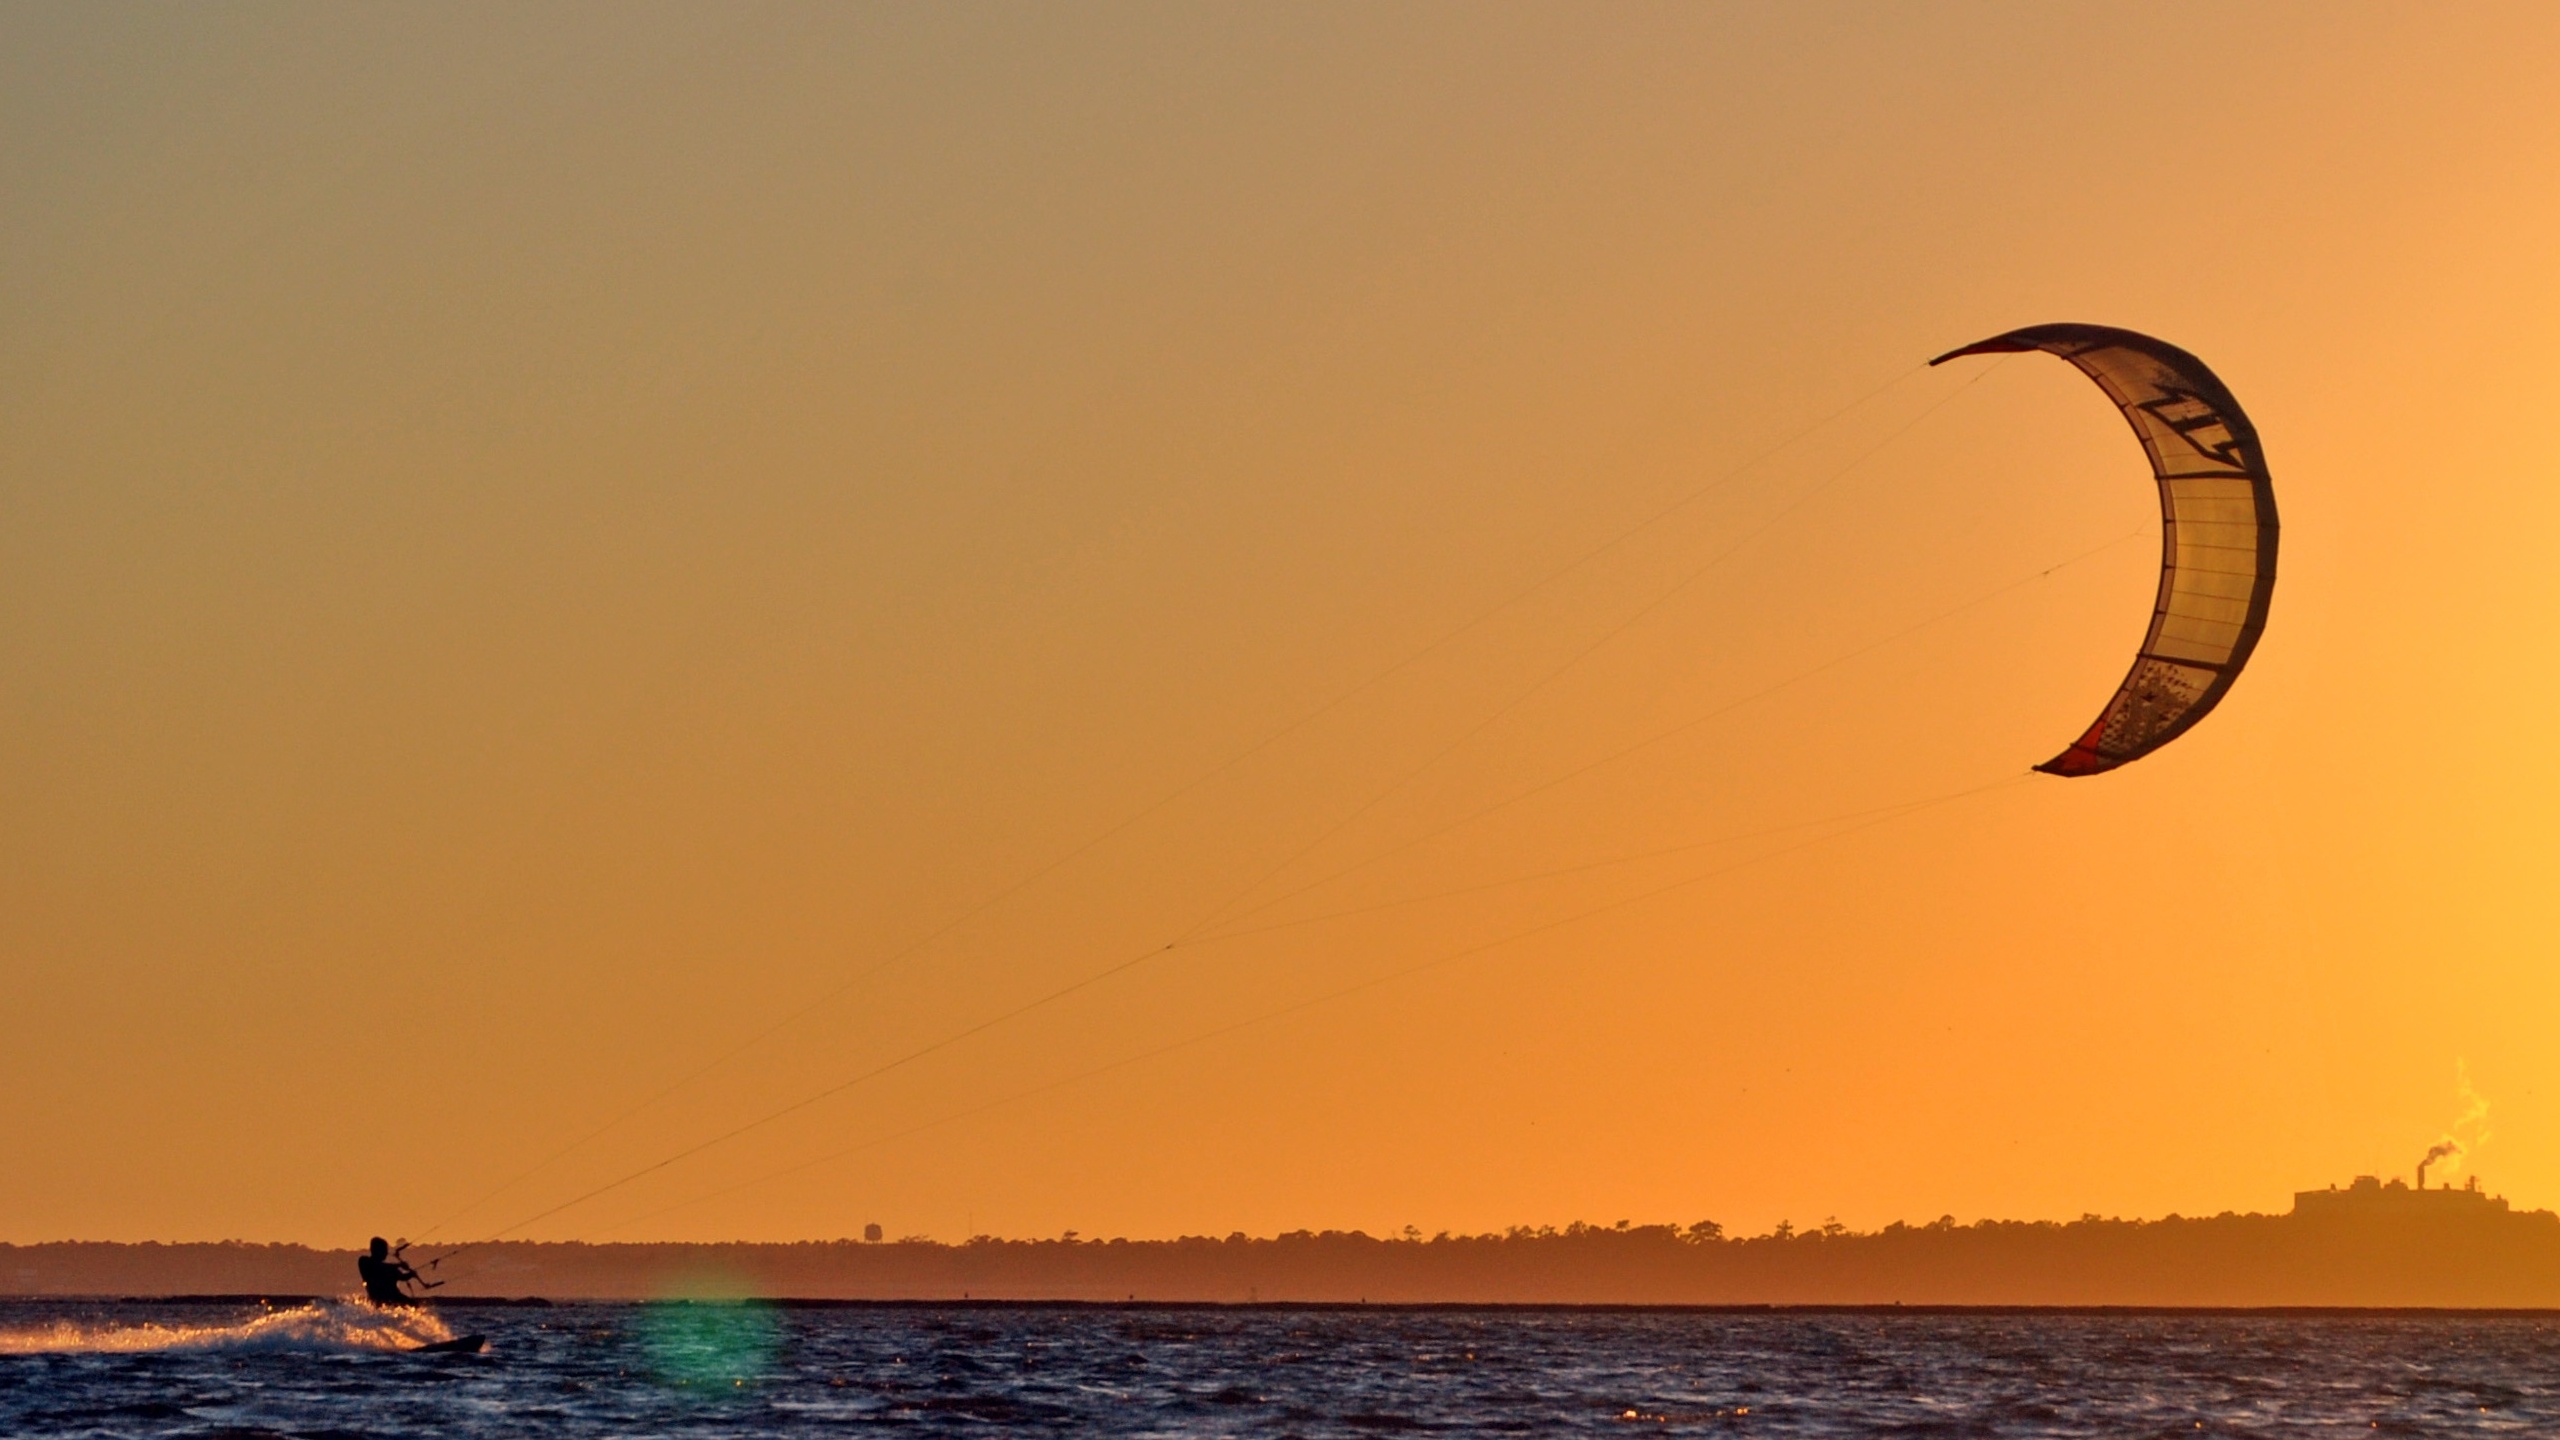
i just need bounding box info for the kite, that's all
[1932,324,2278,776]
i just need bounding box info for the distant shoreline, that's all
[14,1202,2559,1306]
[20,1295,2560,1318]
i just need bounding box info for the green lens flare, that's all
[637,1299,780,1389]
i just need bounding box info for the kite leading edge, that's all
[1930,324,2278,777]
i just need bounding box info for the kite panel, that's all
[1930,324,2278,777]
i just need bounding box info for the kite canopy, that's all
[1931,324,2278,777]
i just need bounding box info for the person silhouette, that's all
[357,1237,431,1306]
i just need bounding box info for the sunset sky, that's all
[7,3,2560,1248]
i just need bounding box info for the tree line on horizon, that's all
[14,1195,2560,1308]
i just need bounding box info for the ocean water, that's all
[1,1298,2553,1436]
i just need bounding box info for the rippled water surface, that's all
[2,1299,2555,1436]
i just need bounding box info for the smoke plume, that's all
[2417,1139,2462,1188]
[2422,1058,2495,1188]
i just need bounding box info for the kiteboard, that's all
[410,1333,486,1355]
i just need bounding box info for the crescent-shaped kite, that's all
[1931,324,2278,776]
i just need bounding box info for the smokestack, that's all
[2418,1140,2462,1189]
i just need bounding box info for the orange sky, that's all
[6,3,2560,1247]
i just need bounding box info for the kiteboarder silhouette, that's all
[357,1236,439,1306]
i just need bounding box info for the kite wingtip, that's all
[1929,336,2037,367]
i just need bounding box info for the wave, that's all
[0,1297,458,1355]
